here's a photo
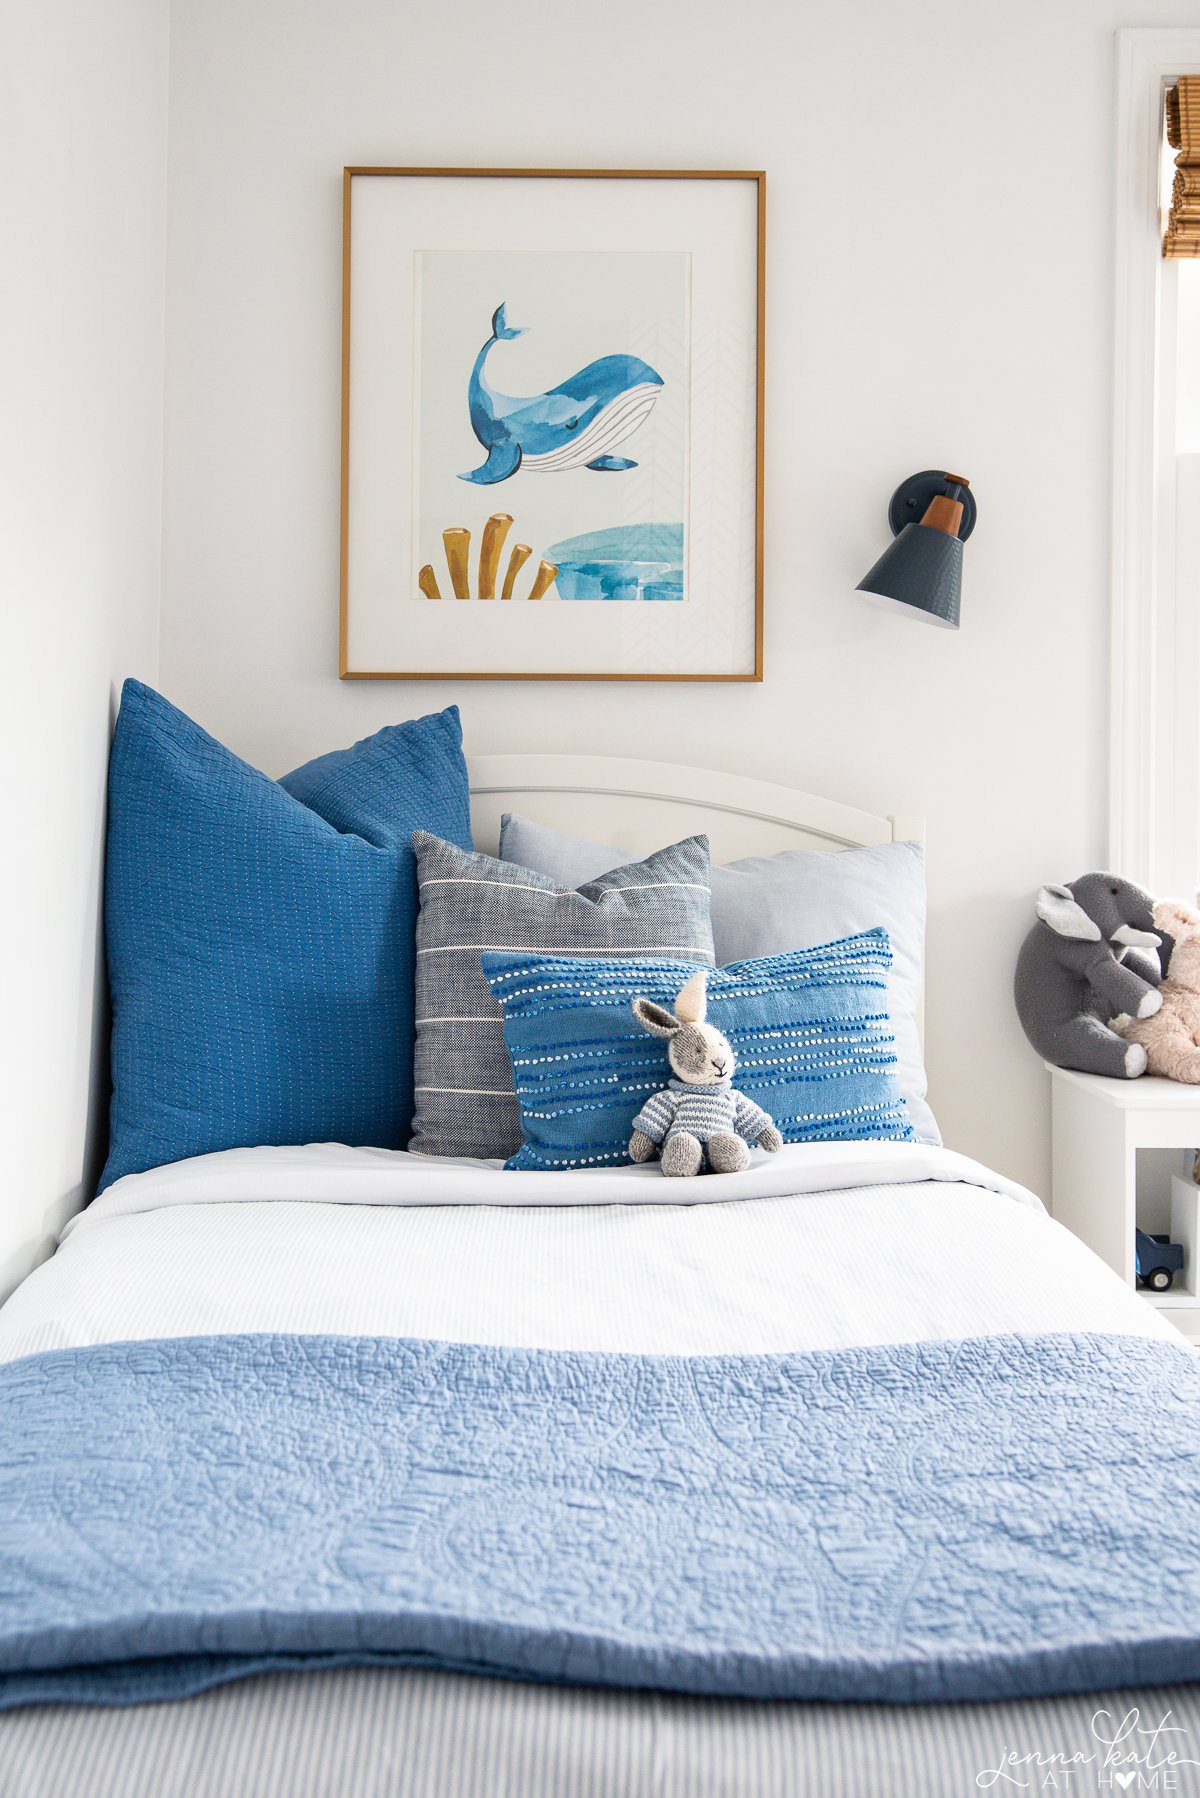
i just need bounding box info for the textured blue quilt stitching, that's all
[2,1330,1200,1708]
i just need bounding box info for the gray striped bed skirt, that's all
[4,1667,1200,1797]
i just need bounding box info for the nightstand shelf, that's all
[1049,1065,1200,1342]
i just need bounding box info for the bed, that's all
[2,754,1199,1798]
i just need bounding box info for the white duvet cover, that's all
[0,1140,1173,1365]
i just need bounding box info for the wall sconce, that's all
[855,470,976,629]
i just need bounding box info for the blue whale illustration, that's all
[460,303,664,485]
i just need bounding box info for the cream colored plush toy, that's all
[627,969,784,1176]
[1114,899,1200,1083]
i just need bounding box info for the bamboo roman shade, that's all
[1164,78,1200,258]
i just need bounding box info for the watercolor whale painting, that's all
[460,303,664,485]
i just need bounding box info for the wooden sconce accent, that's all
[920,474,970,538]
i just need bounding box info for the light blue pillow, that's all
[482,931,915,1172]
[498,812,936,1144]
[101,682,472,1190]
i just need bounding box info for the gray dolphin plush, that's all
[1014,873,1171,1078]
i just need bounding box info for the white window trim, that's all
[1111,29,1200,889]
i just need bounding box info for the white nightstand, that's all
[1049,1064,1200,1342]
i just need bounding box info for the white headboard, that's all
[468,754,924,862]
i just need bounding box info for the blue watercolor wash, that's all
[545,523,685,602]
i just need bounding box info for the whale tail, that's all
[491,302,526,342]
[460,440,523,484]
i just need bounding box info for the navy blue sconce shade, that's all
[856,470,976,629]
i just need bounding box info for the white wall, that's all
[0,0,168,1294]
[157,0,1200,1199]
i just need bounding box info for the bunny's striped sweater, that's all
[631,1078,773,1149]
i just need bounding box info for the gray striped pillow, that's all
[410,831,714,1160]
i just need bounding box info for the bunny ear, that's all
[674,969,709,1024]
[631,997,679,1039]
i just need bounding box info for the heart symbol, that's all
[1114,1774,1138,1790]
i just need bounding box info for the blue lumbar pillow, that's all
[101,681,472,1190]
[483,930,915,1173]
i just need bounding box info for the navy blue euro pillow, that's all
[100,681,472,1191]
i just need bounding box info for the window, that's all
[1112,32,1200,895]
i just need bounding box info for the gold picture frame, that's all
[340,167,765,682]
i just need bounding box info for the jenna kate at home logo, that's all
[976,1709,1200,1790]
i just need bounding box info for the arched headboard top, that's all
[468,753,924,863]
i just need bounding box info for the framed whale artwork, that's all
[340,168,764,681]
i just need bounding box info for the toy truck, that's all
[1135,1228,1186,1293]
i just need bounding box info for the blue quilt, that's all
[3,1329,1200,1709]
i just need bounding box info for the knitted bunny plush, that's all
[627,969,784,1177]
